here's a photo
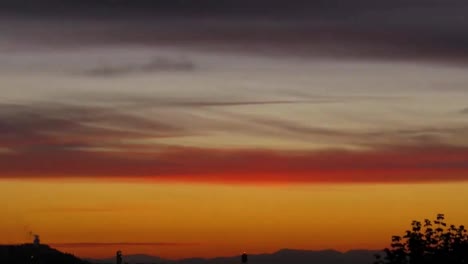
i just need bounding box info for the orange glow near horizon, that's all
[2,179,468,259]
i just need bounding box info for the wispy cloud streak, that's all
[82,57,195,77]
[1,101,467,184]
[49,242,197,247]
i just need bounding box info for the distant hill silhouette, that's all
[88,248,380,264]
[0,244,90,264]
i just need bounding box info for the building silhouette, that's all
[242,252,248,263]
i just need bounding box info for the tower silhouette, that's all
[33,235,40,247]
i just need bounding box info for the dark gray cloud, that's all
[0,0,466,18]
[460,107,468,114]
[1,0,468,64]
[114,99,330,109]
[72,93,340,110]
[82,57,195,77]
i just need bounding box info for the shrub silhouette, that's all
[375,214,468,264]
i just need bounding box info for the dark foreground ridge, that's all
[0,244,91,264]
[0,244,379,264]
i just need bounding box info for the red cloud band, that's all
[1,145,467,184]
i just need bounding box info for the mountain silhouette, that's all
[88,248,380,264]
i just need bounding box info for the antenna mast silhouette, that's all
[33,235,40,247]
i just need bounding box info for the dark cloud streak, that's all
[1,0,466,18]
[82,57,195,77]
[0,103,181,150]
[1,1,468,65]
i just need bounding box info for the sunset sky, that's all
[1,0,468,260]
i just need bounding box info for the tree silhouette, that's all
[375,214,468,264]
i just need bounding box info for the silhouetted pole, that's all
[242,252,248,263]
[116,250,123,264]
